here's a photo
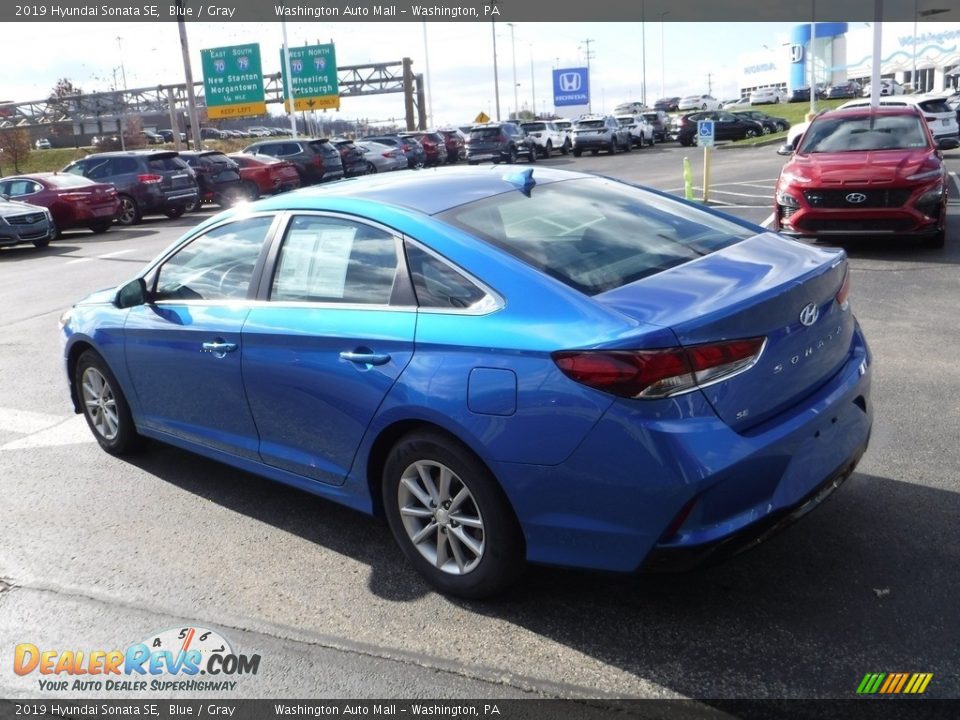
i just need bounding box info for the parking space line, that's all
[760,213,775,228]
[949,172,960,204]
[64,248,136,265]
[706,189,772,199]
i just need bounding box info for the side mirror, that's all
[937,137,959,151]
[776,143,795,156]
[115,278,149,309]
[0,193,8,201]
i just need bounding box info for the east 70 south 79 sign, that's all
[201,43,267,119]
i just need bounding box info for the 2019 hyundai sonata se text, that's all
[61,166,872,598]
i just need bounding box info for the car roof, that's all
[824,105,924,117]
[81,150,179,158]
[251,165,592,216]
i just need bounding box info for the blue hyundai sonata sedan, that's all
[61,166,872,598]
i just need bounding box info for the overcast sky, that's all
[10,22,801,125]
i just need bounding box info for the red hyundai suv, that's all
[774,107,949,248]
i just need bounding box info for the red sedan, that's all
[228,153,301,199]
[0,173,119,233]
[775,107,949,249]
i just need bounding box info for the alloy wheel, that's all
[397,460,485,575]
[80,367,119,441]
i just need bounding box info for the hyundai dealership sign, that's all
[553,67,589,107]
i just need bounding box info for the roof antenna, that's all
[503,167,536,196]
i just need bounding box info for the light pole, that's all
[809,0,817,116]
[492,22,501,120]
[116,37,128,90]
[422,22,433,127]
[116,36,128,151]
[176,0,203,150]
[580,38,595,113]
[508,23,518,120]
[529,44,536,119]
[641,0,646,106]
[660,12,669,100]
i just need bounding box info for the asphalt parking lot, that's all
[1,142,958,703]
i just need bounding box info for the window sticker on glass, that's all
[274,225,357,300]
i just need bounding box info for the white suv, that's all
[519,121,570,157]
[839,95,959,145]
[614,114,654,148]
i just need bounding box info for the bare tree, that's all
[0,128,32,173]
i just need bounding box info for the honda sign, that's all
[553,67,590,107]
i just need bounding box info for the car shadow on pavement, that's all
[128,440,959,698]
[828,235,960,266]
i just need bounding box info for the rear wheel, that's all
[76,350,143,456]
[241,180,261,200]
[185,196,202,213]
[89,220,112,234]
[507,146,518,164]
[573,149,582,157]
[164,205,186,219]
[382,431,525,599]
[543,141,552,158]
[365,161,378,174]
[116,195,141,226]
[745,128,759,139]
[561,138,571,155]
[609,138,618,155]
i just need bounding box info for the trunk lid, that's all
[597,233,854,431]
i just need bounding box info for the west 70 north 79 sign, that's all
[280,43,341,111]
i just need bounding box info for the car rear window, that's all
[522,123,546,132]
[310,141,341,158]
[642,113,659,122]
[47,174,96,188]
[576,120,606,129]
[148,157,189,172]
[471,127,502,139]
[917,99,951,114]
[437,177,753,296]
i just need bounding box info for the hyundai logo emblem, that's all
[799,302,820,327]
[845,192,868,204]
[559,73,582,92]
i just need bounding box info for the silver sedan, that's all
[356,141,408,173]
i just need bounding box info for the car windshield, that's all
[799,114,929,153]
[576,120,605,129]
[437,177,752,296]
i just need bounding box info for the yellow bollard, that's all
[683,157,694,201]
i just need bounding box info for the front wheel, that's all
[543,141,552,158]
[164,205,186,219]
[573,149,582,157]
[609,139,618,155]
[76,350,142,456]
[507,146,518,164]
[89,220,112,234]
[382,431,525,599]
[744,128,759,139]
[561,139,571,155]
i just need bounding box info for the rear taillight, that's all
[553,337,765,399]
[137,174,163,184]
[401,143,411,151]
[835,266,851,309]
[58,192,91,201]
[312,155,324,167]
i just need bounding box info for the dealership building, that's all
[739,21,960,95]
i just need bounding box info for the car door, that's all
[715,113,740,140]
[123,214,278,459]
[241,213,417,485]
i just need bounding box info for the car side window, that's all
[85,159,112,180]
[7,180,40,196]
[154,216,274,302]
[404,242,489,311]
[271,215,399,305]
[111,158,139,175]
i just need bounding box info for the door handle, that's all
[339,351,391,366]
[202,340,238,358]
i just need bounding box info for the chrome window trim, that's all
[403,236,505,316]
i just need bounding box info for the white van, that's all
[838,95,958,144]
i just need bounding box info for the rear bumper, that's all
[492,324,873,573]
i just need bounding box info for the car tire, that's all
[365,161,378,174]
[776,122,787,133]
[164,205,186,219]
[33,233,52,248]
[609,139,618,155]
[527,148,537,163]
[562,139,571,155]
[745,128,758,139]
[116,194,141,226]
[624,137,632,152]
[75,350,143,456]
[185,196,202,213]
[507,146,518,164]
[591,149,599,156]
[382,430,525,599]
[573,149,582,157]
[89,220,112,234]
[761,126,772,135]
[241,180,261,200]
[543,141,552,158]
[701,103,707,110]
[468,160,479,165]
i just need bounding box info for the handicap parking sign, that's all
[697,120,715,147]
